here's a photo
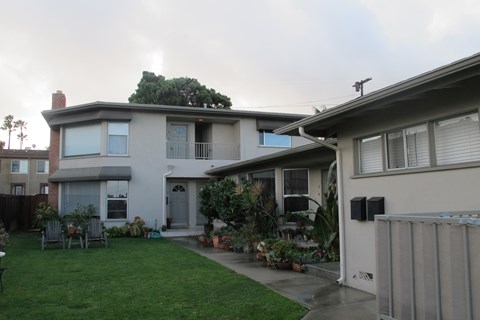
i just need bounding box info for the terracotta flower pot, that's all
[292,262,304,273]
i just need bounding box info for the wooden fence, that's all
[0,194,48,231]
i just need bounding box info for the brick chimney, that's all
[52,90,66,109]
[48,90,66,209]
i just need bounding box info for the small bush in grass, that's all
[0,221,9,250]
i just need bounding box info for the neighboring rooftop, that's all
[0,149,49,159]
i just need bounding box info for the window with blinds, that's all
[434,113,480,165]
[359,135,383,173]
[357,111,480,175]
[387,124,429,170]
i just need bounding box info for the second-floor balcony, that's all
[167,141,240,160]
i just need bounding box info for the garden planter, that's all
[292,263,304,273]
[212,235,222,248]
[276,262,292,270]
[221,236,232,250]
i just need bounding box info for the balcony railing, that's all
[376,211,480,320]
[167,141,240,160]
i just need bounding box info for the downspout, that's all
[163,165,174,226]
[298,127,346,285]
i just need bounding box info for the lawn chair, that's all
[41,220,65,251]
[85,218,107,248]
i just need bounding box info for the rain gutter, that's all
[298,127,346,285]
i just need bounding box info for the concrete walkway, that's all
[169,237,377,320]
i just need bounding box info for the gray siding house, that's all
[275,52,480,317]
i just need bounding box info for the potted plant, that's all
[289,250,307,273]
[270,240,294,270]
[166,217,173,229]
[63,203,95,235]
[211,228,224,249]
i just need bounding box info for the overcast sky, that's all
[1,0,479,149]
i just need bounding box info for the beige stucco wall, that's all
[56,110,311,229]
[337,91,480,293]
[0,158,49,195]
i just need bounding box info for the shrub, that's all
[0,221,9,251]
[33,202,59,229]
[105,226,127,238]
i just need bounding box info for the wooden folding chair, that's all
[41,220,65,251]
[85,218,108,248]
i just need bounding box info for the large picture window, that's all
[63,124,101,157]
[107,181,128,219]
[283,169,309,213]
[435,113,480,165]
[259,130,291,147]
[62,181,100,215]
[11,160,28,173]
[108,122,129,155]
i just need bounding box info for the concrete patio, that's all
[169,237,377,319]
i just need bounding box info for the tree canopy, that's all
[129,72,232,109]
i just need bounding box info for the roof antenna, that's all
[353,78,372,96]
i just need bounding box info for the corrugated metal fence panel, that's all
[376,213,479,320]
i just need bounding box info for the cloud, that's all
[0,0,479,148]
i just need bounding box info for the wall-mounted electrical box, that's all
[367,197,384,221]
[350,197,366,221]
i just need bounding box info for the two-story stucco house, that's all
[0,149,50,195]
[42,91,310,235]
[274,52,480,317]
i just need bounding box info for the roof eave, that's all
[275,52,480,136]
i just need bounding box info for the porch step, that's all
[305,261,340,281]
[161,227,203,238]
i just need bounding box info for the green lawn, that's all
[0,233,307,320]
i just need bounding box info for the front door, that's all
[168,124,188,159]
[169,182,189,227]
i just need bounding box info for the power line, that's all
[238,93,357,109]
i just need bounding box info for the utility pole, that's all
[353,78,372,96]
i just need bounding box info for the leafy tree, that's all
[14,119,27,149]
[129,71,232,109]
[1,115,15,149]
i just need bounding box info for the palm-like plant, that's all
[285,161,339,260]
[14,120,27,149]
[1,115,15,149]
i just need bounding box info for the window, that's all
[359,135,383,173]
[108,122,129,155]
[40,183,49,194]
[435,113,480,165]
[62,181,100,214]
[386,124,429,169]
[107,181,128,219]
[357,112,480,175]
[283,169,309,213]
[251,170,275,198]
[259,130,291,147]
[37,160,50,173]
[11,160,28,173]
[11,184,25,195]
[63,123,101,157]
